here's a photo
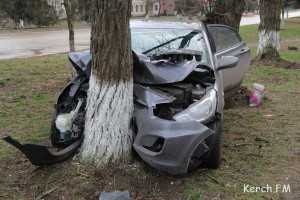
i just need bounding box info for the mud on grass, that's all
[1,55,300,199]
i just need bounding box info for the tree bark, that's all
[257,0,282,60]
[64,0,75,52]
[80,0,133,168]
[205,0,246,32]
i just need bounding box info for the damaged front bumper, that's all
[133,106,214,175]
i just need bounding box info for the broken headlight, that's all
[173,89,217,123]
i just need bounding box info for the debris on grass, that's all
[255,137,270,144]
[249,83,265,107]
[99,191,132,200]
[35,186,59,200]
[263,114,274,118]
[288,46,299,51]
[225,86,251,109]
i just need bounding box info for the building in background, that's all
[150,0,161,16]
[132,0,147,17]
[132,0,175,17]
[159,0,176,15]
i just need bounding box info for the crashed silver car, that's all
[4,21,250,175]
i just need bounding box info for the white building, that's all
[132,0,147,17]
[150,0,160,16]
[132,0,160,17]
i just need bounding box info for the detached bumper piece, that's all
[1,52,90,167]
[3,136,83,166]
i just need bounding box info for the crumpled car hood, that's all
[69,51,91,78]
[69,51,200,85]
[133,52,200,85]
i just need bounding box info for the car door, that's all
[207,25,251,96]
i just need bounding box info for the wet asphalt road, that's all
[0,10,299,60]
[0,28,91,60]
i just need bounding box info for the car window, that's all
[132,29,190,54]
[131,29,210,65]
[207,26,241,52]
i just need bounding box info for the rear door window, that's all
[207,26,242,52]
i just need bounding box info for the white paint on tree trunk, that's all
[80,73,133,167]
[257,30,280,57]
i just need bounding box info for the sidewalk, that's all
[241,9,300,25]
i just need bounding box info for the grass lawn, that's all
[0,18,299,200]
[240,17,300,59]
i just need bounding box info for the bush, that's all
[26,0,58,26]
[0,0,58,27]
[245,0,258,12]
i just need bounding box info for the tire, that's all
[204,117,224,169]
[188,142,208,172]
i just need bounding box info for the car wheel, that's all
[188,142,208,172]
[204,117,224,169]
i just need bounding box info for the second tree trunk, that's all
[257,0,282,60]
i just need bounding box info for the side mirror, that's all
[217,56,239,71]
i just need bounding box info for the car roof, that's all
[130,20,203,30]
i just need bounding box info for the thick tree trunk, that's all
[64,0,75,52]
[80,0,133,168]
[205,0,246,31]
[257,0,282,60]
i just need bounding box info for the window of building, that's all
[140,5,143,12]
[136,5,139,12]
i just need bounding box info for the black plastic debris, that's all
[3,136,83,166]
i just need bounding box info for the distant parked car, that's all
[4,21,251,175]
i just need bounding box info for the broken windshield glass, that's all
[131,29,210,65]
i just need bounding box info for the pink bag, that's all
[249,83,265,107]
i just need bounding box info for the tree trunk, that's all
[205,0,246,32]
[80,0,133,168]
[64,0,75,52]
[257,0,282,60]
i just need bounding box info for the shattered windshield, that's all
[131,28,210,64]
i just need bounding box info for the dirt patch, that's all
[281,39,300,51]
[0,153,185,200]
[225,86,251,109]
[275,58,300,69]
[31,79,71,93]
[253,58,300,69]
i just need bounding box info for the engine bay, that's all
[150,50,203,63]
[139,64,216,120]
